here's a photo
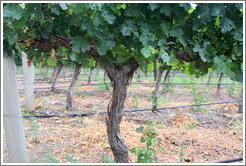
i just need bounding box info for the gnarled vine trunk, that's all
[152,66,165,111]
[51,61,63,91]
[66,64,81,110]
[238,91,243,113]
[217,73,223,94]
[162,70,170,93]
[87,68,92,85]
[207,72,212,85]
[50,66,57,83]
[153,56,157,81]
[104,59,139,163]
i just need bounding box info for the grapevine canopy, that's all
[3,3,243,82]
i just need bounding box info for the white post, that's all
[3,55,29,163]
[21,52,34,112]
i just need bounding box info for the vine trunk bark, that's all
[51,61,63,91]
[3,55,29,163]
[238,91,243,113]
[207,72,212,85]
[152,66,165,111]
[66,64,81,110]
[87,68,92,84]
[104,71,110,90]
[153,56,157,81]
[217,73,223,94]
[162,70,170,93]
[104,59,139,163]
[50,66,57,83]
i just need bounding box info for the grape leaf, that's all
[47,57,56,67]
[221,18,235,33]
[70,36,88,53]
[149,4,159,11]
[59,3,68,10]
[102,11,115,24]
[3,5,24,20]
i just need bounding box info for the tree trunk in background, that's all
[227,77,230,85]
[66,64,81,110]
[153,56,157,81]
[104,71,110,90]
[3,55,29,163]
[50,66,57,83]
[207,72,212,85]
[162,70,170,94]
[62,67,66,77]
[238,91,243,113]
[137,69,141,82]
[152,66,165,111]
[87,68,92,85]
[51,61,63,91]
[217,73,223,94]
[21,52,34,112]
[104,59,139,163]
[46,66,49,78]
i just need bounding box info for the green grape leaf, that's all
[149,4,159,11]
[102,11,115,24]
[160,5,172,17]
[221,18,235,33]
[141,46,152,58]
[211,4,223,16]
[95,41,108,55]
[51,7,60,15]
[160,50,170,62]
[47,57,56,67]
[70,36,88,53]
[69,52,76,61]
[59,3,68,10]
[193,44,206,62]
[3,5,24,20]
[116,56,125,64]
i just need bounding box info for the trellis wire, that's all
[22,100,242,118]
[17,82,242,91]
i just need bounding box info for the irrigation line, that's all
[22,100,242,118]
[214,157,243,163]
[18,82,242,91]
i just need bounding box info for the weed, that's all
[181,120,197,129]
[44,153,59,163]
[30,117,40,143]
[190,80,208,112]
[147,94,157,109]
[32,158,39,163]
[176,145,187,163]
[101,153,116,163]
[131,121,164,163]
[66,155,78,163]
[40,68,49,81]
[158,95,171,105]
[22,108,30,116]
[133,95,139,110]
[232,120,243,134]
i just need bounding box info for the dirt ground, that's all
[2,74,244,163]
